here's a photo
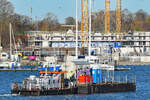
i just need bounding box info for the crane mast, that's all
[81,0,89,48]
[116,0,121,34]
[105,0,110,34]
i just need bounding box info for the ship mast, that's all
[89,0,92,57]
[76,0,78,58]
[9,23,12,57]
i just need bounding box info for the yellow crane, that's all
[105,0,110,34]
[116,0,121,34]
[81,0,89,48]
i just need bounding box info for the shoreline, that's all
[118,61,150,66]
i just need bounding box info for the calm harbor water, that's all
[0,65,150,100]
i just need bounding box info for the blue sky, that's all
[8,0,150,23]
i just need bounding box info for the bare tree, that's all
[65,17,75,25]
[110,11,116,32]
[0,0,14,48]
[93,10,105,32]
[40,13,60,31]
[135,9,148,21]
[122,9,135,32]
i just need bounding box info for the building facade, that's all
[25,30,150,56]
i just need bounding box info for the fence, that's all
[101,73,136,84]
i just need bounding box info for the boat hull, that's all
[11,83,136,96]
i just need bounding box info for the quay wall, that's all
[118,61,150,65]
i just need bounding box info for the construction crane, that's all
[81,0,89,48]
[30,0,33,30]
[105,0,110,34]
[116,0,121,34]
[30,6,32,19]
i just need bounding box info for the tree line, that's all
[0,0,150,47]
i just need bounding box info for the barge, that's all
[12,83,135,96]
[11,68,136,96]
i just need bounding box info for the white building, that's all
[25,31,150,57]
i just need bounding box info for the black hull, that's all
[11,83,136,96]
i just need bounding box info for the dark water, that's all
[0,65,150,100]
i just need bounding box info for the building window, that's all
[130,42,134,45]
[35,42,41,46]
[143,42,146,45]
[123,36,126,40]
[139,42,142,45]
[123,42,126,45]
[53,80,55,83]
